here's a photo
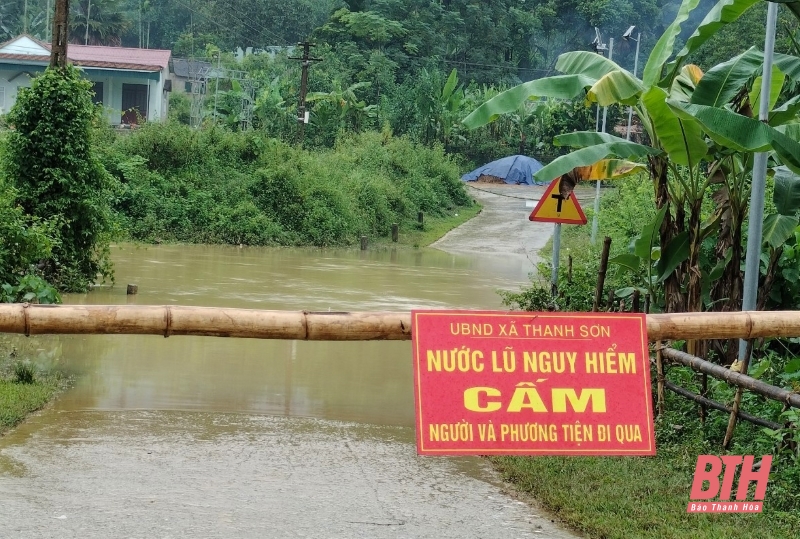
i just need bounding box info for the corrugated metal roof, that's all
[69,45,171,71]
[0,36,170,72]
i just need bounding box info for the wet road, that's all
[0,204,580,538]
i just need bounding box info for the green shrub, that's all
[100,125,471,247]
[3,66,115,292]
[12,362,35,385]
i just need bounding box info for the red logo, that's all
[686,455,772,513]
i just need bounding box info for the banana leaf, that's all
[769,94,800,126]
[570,159,647,181]
[774,53,800,82]
[691,47,763,107]
[642,87,708,167]
[669,101,800,173]
[462,75,595,129]
[774,167,800,216]
[656,231,690,283]
[556,51,624,79]
[643,0,704,87]
[666,0,761,80]
[533,143,660,183]
[762,214,799,248]
[670,65,704,101]
[634,206,669,260]
[587,70,645,106]
[750,66,785,116]
[554,131,652,150]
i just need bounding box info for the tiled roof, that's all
[0,36,170,72]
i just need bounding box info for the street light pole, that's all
[624,29,641,141]
[591,37,613,246]
[739,2,780,361]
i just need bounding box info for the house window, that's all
[91,82,104,106]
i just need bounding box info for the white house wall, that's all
[0,66,167,123]
[0,69,37,114]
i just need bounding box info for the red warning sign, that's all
[529,177,587,224]
[412,310,655,456]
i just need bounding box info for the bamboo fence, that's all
[4,304,800,341]
[2,304,799,442]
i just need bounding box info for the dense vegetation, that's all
[99,123,471,246]
[5,65,116,293]
[4,2,798,164]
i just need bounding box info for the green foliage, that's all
[12,361,35,384]
[168,92,192,125]
[4,66,116,292]
[0,275,61,304]
[101,123,470,247]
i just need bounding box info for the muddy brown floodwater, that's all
[0,191,581,538]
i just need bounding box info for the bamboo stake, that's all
[661,347,800,409]
[700,372,708,424]
[723,340,754,449]
[568,255,573,284]
[593,236,612,312]
[663,380,782,430]
[656,341,665,415]
[4,306,800,343]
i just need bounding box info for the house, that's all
[0,35,171,125]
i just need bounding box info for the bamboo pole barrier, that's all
[0,305,411,341]
[4,306,800,343]
[663,380,782,430]
[661,347,800,409]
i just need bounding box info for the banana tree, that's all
[307,81,376,134]
[464,0,800,320]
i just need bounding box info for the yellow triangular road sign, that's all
[529,177,587,225]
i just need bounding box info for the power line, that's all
[213,1,293,46]
[172,0,289,48]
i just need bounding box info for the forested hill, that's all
[3,1,798,85]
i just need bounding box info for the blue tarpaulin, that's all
[460,155,546,185]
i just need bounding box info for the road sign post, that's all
[530,177,587,297]
[551,224,561,295]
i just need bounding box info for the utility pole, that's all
[289,42,322,142]
[50,0,70,68]
[85,0,91,45]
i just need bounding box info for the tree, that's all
[70,0,131,46]
[4,65,116,291]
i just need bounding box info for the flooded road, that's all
[0,230,577,536]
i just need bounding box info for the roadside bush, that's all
[100,125,471,247]
[0,150,60,303]
[4,66,115,292]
